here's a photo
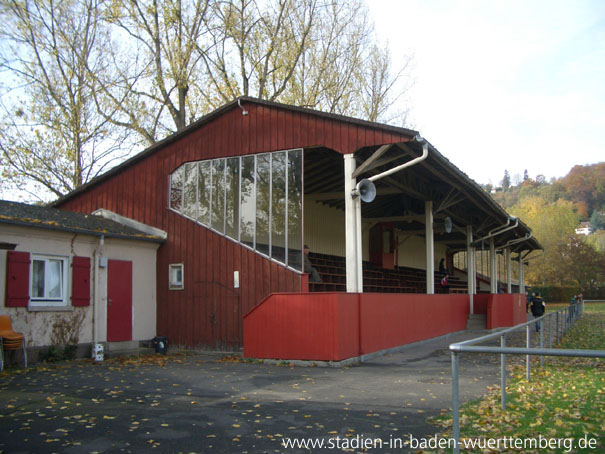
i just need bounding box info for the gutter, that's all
[473,216,519,246]
[352,134,429,198]
[497,232,533,251]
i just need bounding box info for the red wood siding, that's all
[244,292,360,361]
[56,102,415,349]
[243,293,470,361]
[5,251,30,307]
[71,256,91,307]
[487,294,526,329]
[474,294,490,314]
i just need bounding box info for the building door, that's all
[107,259,133,342]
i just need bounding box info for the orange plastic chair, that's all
[0,315,27,372]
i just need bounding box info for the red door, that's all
[107,260,133,342]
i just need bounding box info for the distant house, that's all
[0,200,165,359]
[575,222,593,236]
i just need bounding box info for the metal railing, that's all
[448,302,605,454]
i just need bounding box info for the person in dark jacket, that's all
[530,292,546,332]
[438,258,446,277]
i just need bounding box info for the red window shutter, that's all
[6,251,30,307]
[71,256,91,307]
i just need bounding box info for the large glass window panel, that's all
[169,165,184,211]
[287,149,303,271]
[211,159,225,233]
[240,156,255,248]
[197,161,211,225]
[225,157,240,240]
[271,152,286,264]
[255,154,270,256]
[183,162,198,219]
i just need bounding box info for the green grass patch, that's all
[433,310,605,453]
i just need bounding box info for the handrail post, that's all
[540,320,544,367]
[500,335,506,409]
[548,314,553,349]
[526,324,531,380]
[451,351,460,454]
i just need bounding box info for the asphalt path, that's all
[0,329,530,454]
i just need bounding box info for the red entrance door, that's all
[107,259,133,342]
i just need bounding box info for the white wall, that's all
[304,201,449,270]
[304,201,346,257]
[0,224,159,347]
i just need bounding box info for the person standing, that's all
[530,292,546,332]
[439,258,446,277]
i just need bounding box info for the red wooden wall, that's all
[474,294,490,314]
[487,294,526,329]
[56,100,415,348]
[243,293,470,361]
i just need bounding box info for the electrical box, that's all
[99,256,108,268]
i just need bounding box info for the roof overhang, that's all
[304,141,542,254]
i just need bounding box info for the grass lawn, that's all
[432,304,604,453]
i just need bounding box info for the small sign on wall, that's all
[234,271,240,288]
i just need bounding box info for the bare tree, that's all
[0,0,130,200]
[109,0,413,141]
[100,0,212,141]
[0,0,413,201]
[200,0,315,103]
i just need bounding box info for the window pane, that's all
[225,157,240,240]
[256,154,270,256]
[240,156,255,248]
[183,162,198,219]
[32,260,45,298]
[211,159,225,233]
[197,161,211,225]
[170,165,184,211]
[47,259,62,299]
[288,149,303,271]
[271,152,286,264]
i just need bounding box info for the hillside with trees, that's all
[487,163,605,294]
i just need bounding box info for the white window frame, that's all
[29,254,70,309]
[169,263,184,290]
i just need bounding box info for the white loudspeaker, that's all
[357,179,376,203]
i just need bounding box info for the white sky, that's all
[366,0,605,186]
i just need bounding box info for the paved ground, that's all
[0,329,531,454]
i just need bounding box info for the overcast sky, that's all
[366,0,605,186]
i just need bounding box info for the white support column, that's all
[355,194,364,292]
[519,256,526,295]
[344,154,360,292]
[506,248,512,293]
[490,237,497,293]
[466,225,474,313]
[425,201,434,294]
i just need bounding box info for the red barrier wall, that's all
[473,294,490,314]
[359,294,469,354]
[243,293,359,361]
[487,294,526,329]
[243,293,470,361]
